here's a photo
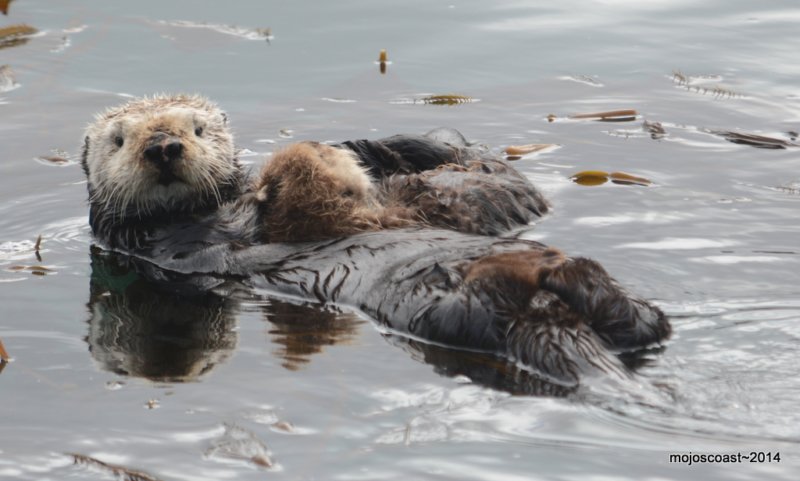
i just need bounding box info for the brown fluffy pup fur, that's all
[254,142,415,242]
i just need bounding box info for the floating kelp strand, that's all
[707,130,798,149]
[415,94,476,105]
[0,337,9,362]
[0,24,38,49]
[34,234,42,262]
[571,170,652,187]
[570,109,638,122]
[68,453,163,481]
[672,70,744,99]
[548,109,638,122]
[503,143,559,160]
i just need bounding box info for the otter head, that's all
[82,94,243,224]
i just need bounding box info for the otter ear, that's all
[255,184,270,202]
[81,136,91,176]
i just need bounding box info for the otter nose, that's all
[144,134,183,165]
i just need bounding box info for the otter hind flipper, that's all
[392,247,666,384]
[539,257,671,350]
[507,294,631,384]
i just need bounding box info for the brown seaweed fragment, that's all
[37,155,70,164]
[569,109,638,122]
[0,337,10,362]
[504,144,557,156]
[643,120,666,140]
[708,130,798,149]
[0,24,37,49]
[34,234,42,262]
[8,264,53,275]
[571,170,652,187]
[68,453,163,481]
[504,143,558,160]
[378,49,388,74]
[417,94,475,105]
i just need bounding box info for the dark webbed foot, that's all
[539,257,671,350]
[449,249,669,383]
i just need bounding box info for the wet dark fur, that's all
[82,124,670,385]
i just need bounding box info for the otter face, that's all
[312,143,377,202]
[82,94,240,220]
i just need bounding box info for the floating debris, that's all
[154,20,273,42]
[672,70,744,99]
[8,264,53,276]
[34,234,42,262]
[69,453,163,481]
[559,74,603,88]
[145,399,160,410]
[206,424,274,469]
[643,120,667,139]
[414,94,476,106]
[378,49,389,74]
[569,109,638,122]
[271,420,294,433]
[105,380,125,390]
[0,64,17,92]
[321,97,356,103]
[707,130,798,149]
[571,170,652,187]
[0,24,37,49]
[503,143,558,160]
[256,27,272,43]
[278,129,293,138]
[0,337,9,362]
[36,154,70,165]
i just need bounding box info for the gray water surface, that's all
[1,1,799,480]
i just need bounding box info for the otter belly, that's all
[141,227,669,385]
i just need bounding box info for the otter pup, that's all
[254,141,415,242]
[81,94,670,385]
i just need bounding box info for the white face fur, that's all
[83,95,237,218]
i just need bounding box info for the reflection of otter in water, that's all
[80,94,671,385]
[86,250,238,382]
[261,299,364,371]
[85,252,583,394]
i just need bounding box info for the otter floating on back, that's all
[81,94,670,385]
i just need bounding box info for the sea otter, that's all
[81,94,670,384]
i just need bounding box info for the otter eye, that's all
[114,136,124,148]
[195,126,203,136]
